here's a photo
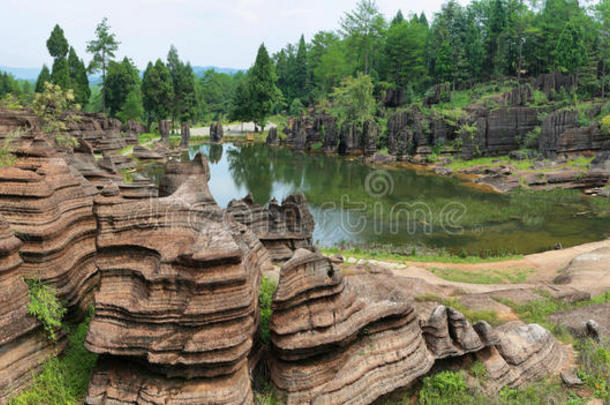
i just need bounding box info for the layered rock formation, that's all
[0,215,66,402]
[210,121,224,143]
[269,249,434,404]
[68,113,126,152]
[540,110,579,158]
[337,119,378,155]
[226,193,314,261]
[84,153,266,405]
[285,117,308,151]
[122,120,145,145]
[0,147,99,315]
[269,250,570,404]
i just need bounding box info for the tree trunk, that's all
[517,0,523,85]
[602,59,606,100]
[101,50,106,114]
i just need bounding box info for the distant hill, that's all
[192,66,244,76]
[1,65,244,82]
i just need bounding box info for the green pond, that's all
[141,142,610,255]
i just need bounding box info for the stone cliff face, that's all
[0,215,66,403]
[84,155,266,404]
[269,250,570,404]
[226,193,315,262]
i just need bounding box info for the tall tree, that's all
[247,43,280,130]
[68,47,90,106]
[166,46,197,130]
[141,60,174,128]
[46,25,70,89]
[35,65,52,93]
[87,17,120,114]
[340,0,386,74]
[294,35,310,102]
[554,19,588,89]
[105,57,140,117]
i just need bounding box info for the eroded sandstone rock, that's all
[210,121,224,143]
[84,154,265,404]
[226,193,314,262]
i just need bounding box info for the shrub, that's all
[576,338,610,401]
[601,115,610,137]
[31,82,81,150]
[9,311,97,405]
[25,279,66,342]
[532,90,548,106]
[418,371,471,405]
[259,276,277,346]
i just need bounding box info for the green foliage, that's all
[469,360,487,379]
[247,44,281,128]
[34,65,52,93]
[117,88,144,123]
[289,98,305,116]
[142,59,174,125]
[601,115,610,137]
[67,47,90,107]
[167,46,197,124]
[576,338,610,400]
[418,371,470,405]
[330,72,375,124]
[25,279,66,342]
[9,311,98,405]
[532,90,548,106]
[31,82,80,150]
[259,276,277,346]
[87,17,120,113]
[46,25,69,59]
[428,267,534,285]
[0,128,24,167]
[105,57,140,117]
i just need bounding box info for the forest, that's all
[0,0,609,134]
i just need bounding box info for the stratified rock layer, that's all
[0,215,64,403]
[270,250,570,404]
[85,154,265,405]
[226,193,314,261]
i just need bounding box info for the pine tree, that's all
[294,35,310,102]
[46,25,70,89]
[35,65,52,93]
[87,17,120,114]
[247,43,280,130]
[68,47,90,106]
[141,60,174,128]
[105,57,140,117]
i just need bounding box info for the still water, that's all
[142,142,610,255]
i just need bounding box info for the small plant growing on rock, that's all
[418,371,470,405]
[0,128,25,167]
[25,279,66,342]
[31,82,80,150]
[259,276,277,346]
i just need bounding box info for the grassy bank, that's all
[320,246,523,264]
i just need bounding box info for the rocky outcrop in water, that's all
[337,119,378,155]
[180,122,190,147]
[266,127,279,146]
[226,193,314,262]
[84,156,266,405]
[158,153,210,197]
[285,117,308,151]
[210,121,224,143]
[269,250,570,404]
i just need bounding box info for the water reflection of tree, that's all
[207,143,223,164]
[226,143,273,204]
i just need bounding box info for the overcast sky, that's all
[0,0,468,70]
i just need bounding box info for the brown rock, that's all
[226,193,314,262]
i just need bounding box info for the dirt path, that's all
[341,238,610,296]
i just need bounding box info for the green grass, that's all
[428,267,534,284]
[117,145,133,155]
[259,276,277,346]
[321,247,523,265]
[138,132,160,144]
[446,156,511,169]
[9,313,97,405]
[493,291,610,343]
